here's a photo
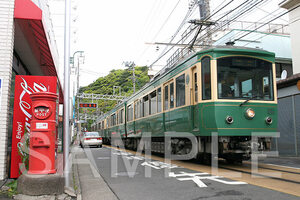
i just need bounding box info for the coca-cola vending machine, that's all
[10,75,58,178]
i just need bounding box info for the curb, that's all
[73,153,82,200]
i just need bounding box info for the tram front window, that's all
[217,57,274,100]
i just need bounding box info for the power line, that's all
[148,0,252,68]
[224,0,281,41]
[149,2,198,67]
[195,0,265,45]
[151,0,182,42]
[234,4,300,43]
[242,23,289,47]
[137,0,184,63]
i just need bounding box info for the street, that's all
[80,146,300,200]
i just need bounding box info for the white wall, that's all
[0,0,15,180]
[289,5,300,74]
[280,0,300,74]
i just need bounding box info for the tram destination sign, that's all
[80,103,97,108]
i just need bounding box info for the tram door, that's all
[192,66,199,129]
[163,84,169,132]
[163,80,174,131]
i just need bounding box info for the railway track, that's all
[218,162,300,185]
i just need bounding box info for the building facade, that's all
[280,0,300,74]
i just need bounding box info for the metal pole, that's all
[63,0,71,187]
[77,56,80,94]
[132,63,136,93]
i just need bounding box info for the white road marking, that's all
[169,172,247,188]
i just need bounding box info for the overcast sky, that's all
[72,0,191,87]
[50,0,288,88]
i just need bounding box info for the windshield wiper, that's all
[239,95,260,107]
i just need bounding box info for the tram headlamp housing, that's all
[245,108,255,119]
[265,117,272,125]
[225,116,234,124]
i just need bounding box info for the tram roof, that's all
[199,45,275,57]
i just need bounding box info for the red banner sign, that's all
[10,75,57,178]
[79,103,97,108]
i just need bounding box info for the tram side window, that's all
[157,88,162,113]
[136,101,140,118]
[194,72,198,103]
[120,109,124,124]
[139,99,143,118]
[176,74,185,107]
[164,85,169,110]
[143,95,149,117]
[111,113,116,126]
[134,102,138,119]
[113,114,116,126]
[127,105,133,122]
[116,112,119,125]
[202,57,211,100]
[170,83,174,109]
[150,91,157,115]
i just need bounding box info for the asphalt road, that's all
[83,146,300,200]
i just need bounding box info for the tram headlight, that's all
[245,108,255,119]
[265,117,273,125]
[225,116,234,124]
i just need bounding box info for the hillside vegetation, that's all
[80,66,149,114]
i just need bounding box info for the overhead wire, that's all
[137,0,183,64]
[147,0,275,70]
[242,23,289,47]
[154,2,198,59]
[148,0,241,68]
[185,0,254,47]
[233,9,286,45]
[151,0,182,41]
[234,4,300,43]
[157,0,253,58]
[195,0,265,45]
[225,0,280,41]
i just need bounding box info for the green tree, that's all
[79,66,150,130]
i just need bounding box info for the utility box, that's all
[28,92,58,174]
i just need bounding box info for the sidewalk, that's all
[73,146,118,200]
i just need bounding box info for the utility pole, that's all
[70,50,84,152]
[123,61,136,94]
[198,0,212,46]
[71,51,84,94]
[63,0,71,188]
[133,64,136,93]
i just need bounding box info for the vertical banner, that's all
[10,75,57,178]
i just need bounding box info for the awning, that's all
[14,0,64,103]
